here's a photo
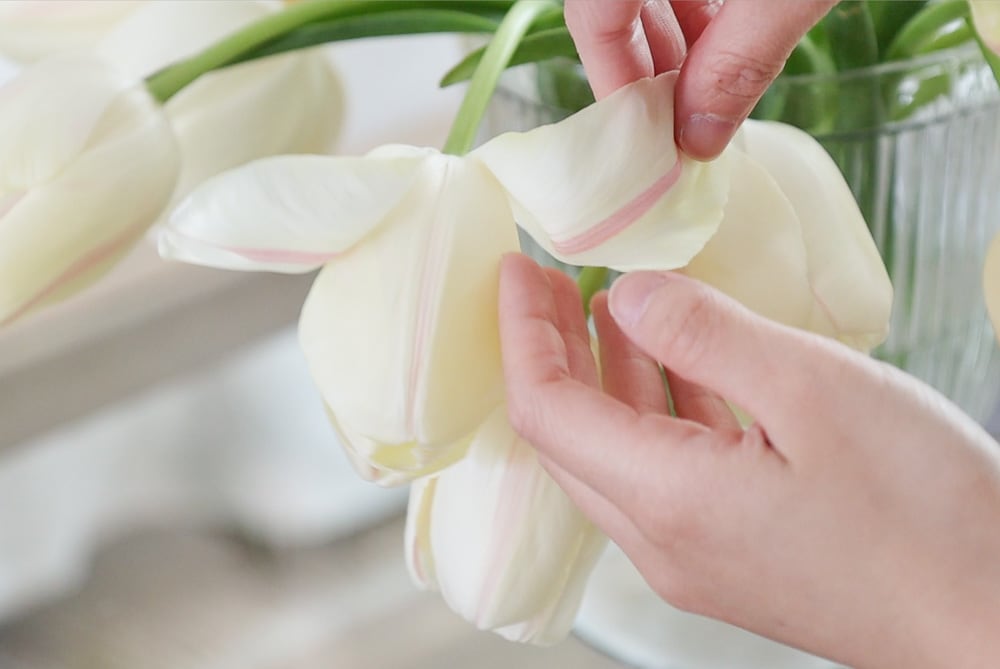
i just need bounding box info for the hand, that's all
[498,254,1000,669]
[564,0,838,160]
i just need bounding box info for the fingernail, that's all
[679,113,737,161]
[608,272,670,328]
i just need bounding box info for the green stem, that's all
[145,0,515,102]
[886,0,969,61]
[441,0,558,155]
[577,266,609,316]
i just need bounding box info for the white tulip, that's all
[971,0,1000,55]
[0,1,140,62]
[405,406,607,645]
[683,120,893,351]
[97,0,343,201]
[0,55,179,326]
[162,72,731,482]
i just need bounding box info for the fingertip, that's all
[607,271,674,329]
[677,113,739,162]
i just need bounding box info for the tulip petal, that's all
[971,0,1000,55]
[99,0,344,203]
[473,72,729,271]
[0,61,178,325]
[419,406,606,643]
[160,149,430,273]
[405,476,438,590]
[680,149,814,330]
[97,0,271,79]
[985,232,1000,342]
[298,155,519,480]
[0,1,139,62]
[0,54,135,189]
[735,121,892,350]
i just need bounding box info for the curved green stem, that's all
[146,0,515,102]
[441,0,559,155]
[577,266,610,316]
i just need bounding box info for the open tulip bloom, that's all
[161,70,893,642]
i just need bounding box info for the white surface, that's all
[0,328,407,623]
[575,545,843,669]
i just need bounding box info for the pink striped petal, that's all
[473,71,729,271]
[160,150,429,274]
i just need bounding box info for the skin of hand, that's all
[564,0,839,160]
[498,253,1000,669]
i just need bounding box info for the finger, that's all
[607,270,849,441]
[671,0,720,44]
[536,452,650,558]
[664,369,741,430]
[500,254,710,503]
[545,268,599,388]
[675,0,837,160]
[591,290,669,414]
[564,0,652,99]
[639,0,686,74]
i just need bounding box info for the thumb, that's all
[608,271,840,428]
[674,0,836,160]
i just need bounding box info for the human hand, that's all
[498,254,1000,669]
[564,0,838,160]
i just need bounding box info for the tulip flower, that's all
[0,55,179,326]
[405,406,607,645]
[985,234,1000,341]
[682,120,893,352]
[0,1,139,62]
[97,0,343,202]
[162,72,732,483]
[970,0,1000,55]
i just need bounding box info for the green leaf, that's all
[885,0,969,61]
[869,0,926,58]
[821,1,880,72]
[233,9,501,64]
[440,27,578,87]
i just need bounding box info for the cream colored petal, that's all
[971,0,1000,55]
[985,232,1000,342]
[98,1,343,204]
[404,476,438,591]
[0,70,179,325]
[427,406,606,641]
[0,54,136,190]
[164,52,344,201]
[680,148,814,330]
[735,120,892,350]
[474,72,729,271]
[160,151,428,273]
[97,0,275,79]
[0,1,139,62]
[298,155,519,479]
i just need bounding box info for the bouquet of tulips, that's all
[1,0,998,646]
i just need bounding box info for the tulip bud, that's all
[0,1,139,62]
[405,407,607,645]
[0,55,179,325]
[971,0,1000,56]
[98,0,343,201]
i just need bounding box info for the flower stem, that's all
[441,0,559,156]
[145,0,516,103]
[577,266,609,317]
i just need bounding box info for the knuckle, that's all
[705,50,783,103]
